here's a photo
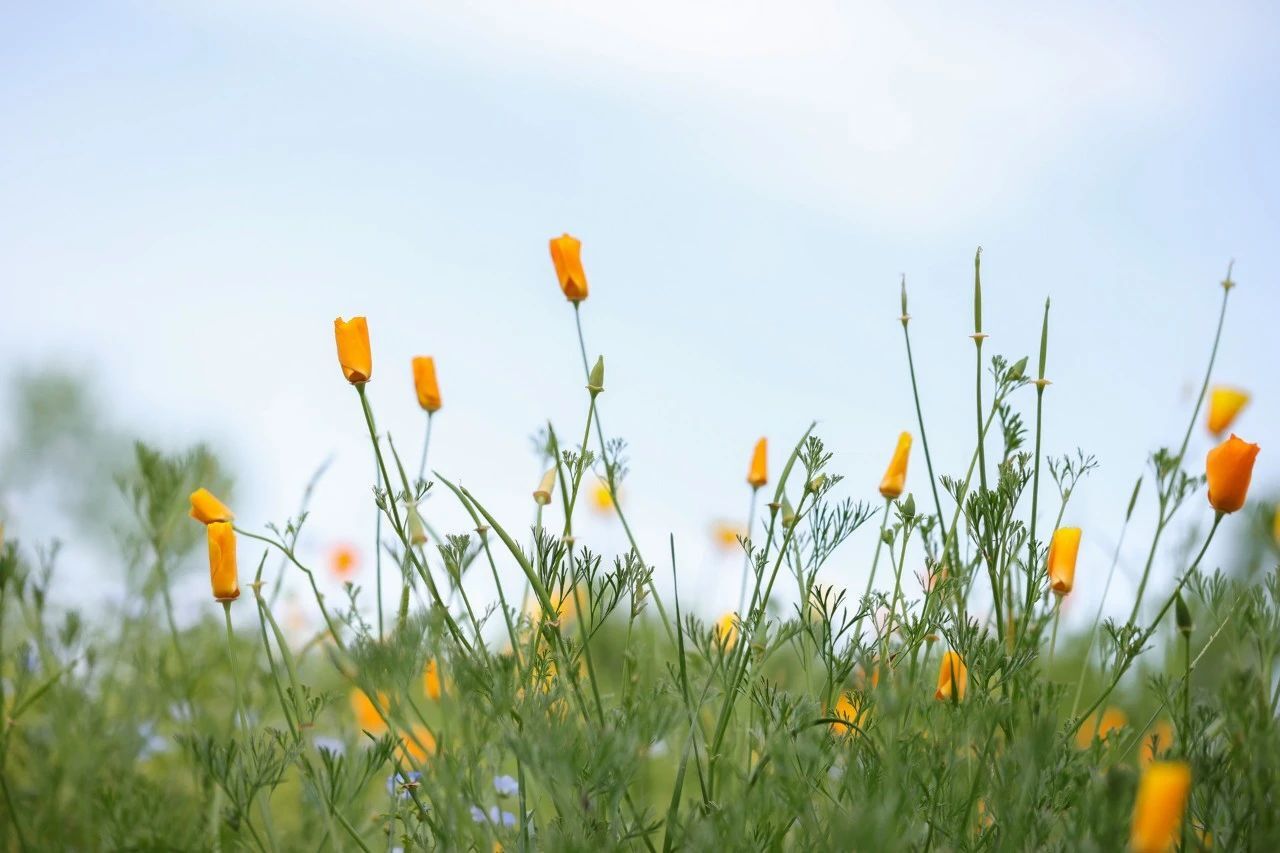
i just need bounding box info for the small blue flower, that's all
[386,771,422,800]
[493,774,519,797]
[470,805,517,826]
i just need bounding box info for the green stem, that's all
[862,499,892,602]
[899,291,947,551]
[737,488,760,616]
[1128,280,1231,622]
[222,601,249,733]
[1072,513,1223,736]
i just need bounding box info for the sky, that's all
[2,1,1277,635]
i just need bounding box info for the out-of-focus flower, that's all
[412,356,442,413]
[397,725,437,764]
[591,479,616,514]
[1205,434,1260,514]
[1129,761,1191,853]
[1273,506,1280,547]
[423,659,442,700]
[747,438,768,489]
[529,587,579,626]
[714,612,739,650]
[350,689,389,734]
[533,468,557,506]
[471,805,517,827]
[711,520,746,553]
[329,544,360,579]
[1075,706,1128,749]
[387,771,422,800]
[190,488,234,525]
[1206,386,1249,436]
[879,432,912,499]
[935,650,967,702]
[1139,720,1175,768]
[493,775,519,797]
[334,316,372,384]
[207,522,240,602]
[829,692,868,735]
[549,233,588,302]
[1048,527,1082,596]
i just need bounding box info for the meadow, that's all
[0,240,1276,851]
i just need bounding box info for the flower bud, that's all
[1205,434,1260,514]
[934,650,967,702]
[1048,527,1082,597]
[587,356,605,395]
[190,488,234,525]
[333,316,372,384]
[1206,386,1249,436]
[533,467,557,506]
[1129,762,1191,853]
[207,521,240,602]
[1175,592,1192,636]
[407,503,428,546]
[747,437,768,489]
[412,356,442,413]
[879,433,912,499]
[549,233,589,302]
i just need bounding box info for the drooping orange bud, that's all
[350,688,389,734]
[714,612,739,650]
[334,316,372,384]
[1129,761,1191,853]
[207,521,240,602]
[190,488,234,525]
[1048,527,1082,596]
[747,438,768,489]
[412,356,442,412]
[423,659,442,700]
[934,650,967,701]
[1205,434,1260,514]
[549,233,589,302]
[1206,386,1249,436]
[879,432,912,499]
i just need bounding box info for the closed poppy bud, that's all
[533,467,557,506]
[1129,761,1191,853]
[1048,527,1082,596]
[412,356,442,413]
[423,659,442,700]
[747,438,768,489]
[1205,434,1260,514]
[189,488,234,525]
[407,503,428,546]
[1206,386,1249,436]
[935,650,967,701]
[207,521,239,602]
[334,316,372,384]
[549,233,588,302]
[587,356,605,395]
[879,432,912,499]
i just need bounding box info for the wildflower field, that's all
[1,242,1276,852]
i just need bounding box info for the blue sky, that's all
[2,1,1277,631]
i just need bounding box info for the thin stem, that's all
[862,499,892,602]
[1128,281,1231,622]
[1073,513,1223,736]
[1047,598,1062,667]
[900,297,947,553]
[222,601,249,733]
[417,412,435,483]
[737,488,760,615]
